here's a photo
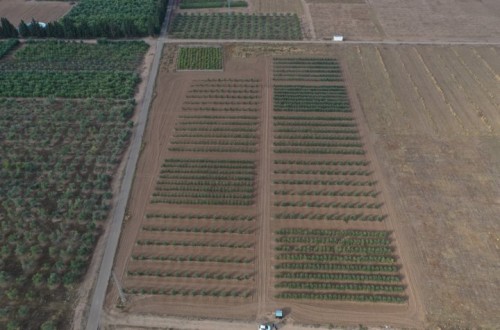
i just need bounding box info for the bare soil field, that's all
[341,44,500,328]
[369,0,500,42]
[0,0,73,25]
[306,0,500,41]
[104,43,499,329]
[308,3,383,40]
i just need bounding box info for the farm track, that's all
[256,57,273,318]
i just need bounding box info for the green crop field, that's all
[274,229,407,303]
[0,40,147,329]
[273,58,343,82]
[180,0,247,9]
[152,159,257,205]
[177,47,223,70]
[170,13,302,40]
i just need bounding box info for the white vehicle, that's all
[259,323,277,330]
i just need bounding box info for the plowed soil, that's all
[104,43,500,329]
[0,0,73,25]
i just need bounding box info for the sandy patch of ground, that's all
[0,0,73,25]
[309,3,383,40]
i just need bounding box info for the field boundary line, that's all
[256,56,273,318]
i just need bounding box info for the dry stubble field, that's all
[306,0,500,41]
[0,0,73,25]
[106,43,499,329]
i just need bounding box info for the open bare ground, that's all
[306,0,500,42]
[342,44,500,328]
[0,0,73,25]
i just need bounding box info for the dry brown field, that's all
[106,43,500,329]
[308,2,383,40]
[306,0,500,41]
[0,0,73,25]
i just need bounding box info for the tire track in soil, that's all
[256,57,273,318]
[412,47,469,136]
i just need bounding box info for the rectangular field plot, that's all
[169,13,302,40]
[274,229,407,303]
[182,78,261,112]
[152,159,257,205]
[273,58,343,82]
[177,47,223,70]
[180,0,247,9]
[121,68,263,308]
[125,212,256,299]
[274,85,351,112]
[171,78,261,153]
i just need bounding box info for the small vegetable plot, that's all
[273,58,343,82]
[177,47,223,70]
[171,78,261,153]
[274,229,408,303]
[152,159,257,205]
[180,0,247,9]
[126,213,256,299]
[274,85,351,112]
[170,13,302,40]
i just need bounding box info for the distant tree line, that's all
[0,0,168,38]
